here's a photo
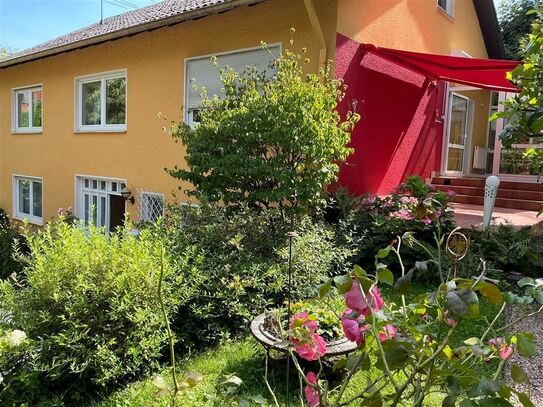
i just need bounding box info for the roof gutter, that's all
[303,0,327,71]
[0,0,266,69]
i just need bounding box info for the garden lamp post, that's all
[483,175,500,231]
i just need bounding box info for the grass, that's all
[92,283,504,407]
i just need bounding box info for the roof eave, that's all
[0,0,265,69]
[472,0,505,60]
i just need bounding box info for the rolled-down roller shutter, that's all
[186,45,281,110]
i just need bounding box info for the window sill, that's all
[437,7,454,21]
[74,128,127,134]
[12,130,43,135]
[13,214,44,226]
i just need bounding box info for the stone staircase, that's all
[431,176,543,212]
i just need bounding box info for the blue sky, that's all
[0,0,157,52]
[1,0,505,52]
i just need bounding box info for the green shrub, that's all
[0,220,200,404]
[471,223,542,275]
[0,209,26,280]
[326,177,455,278]
[161,204,353,347]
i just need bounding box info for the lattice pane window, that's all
[140,191,164,223]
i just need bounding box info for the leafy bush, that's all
[161,203,354,347]
[326,177,455,277]
[167,40,359,214]
[0,209,26,280]
[0,220,200,404]
[471,223,542,275]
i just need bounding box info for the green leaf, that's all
[478,282,504,305]
[319,278,333,298]
[375,342,410,371]
[516,391,535,407]
[353,264,367,279]
[459,400,479,407]
[447,289,480,318]
[394,269,413,295]
[222,375,243,386]
[479,398,513,407]
[377,268,394,286]
[511,363,529,383]
[151,375,169,391]
[377,246,391,259]
[334,274,352,294]
[532,289,543,304]
[516,332,536,357]
[249,395,267,404]
[464,337,479,346]
[442,395,457,407]
[518,277,535,288]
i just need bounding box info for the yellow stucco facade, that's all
[0,0,493,225]
[0,0,337,225]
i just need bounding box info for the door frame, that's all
[74,174,127,229]
[442,90,474,176]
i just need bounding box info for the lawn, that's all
[93,285,503,407]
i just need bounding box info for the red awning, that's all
[361,44,520,92]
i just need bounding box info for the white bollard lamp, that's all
[483,175,500,231]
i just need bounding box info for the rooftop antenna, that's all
[100,0,104,24]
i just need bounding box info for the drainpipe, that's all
[303,0,327,71]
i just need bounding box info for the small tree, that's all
[168,40,359,214]
[494,5,543,147]
[498,0,540,60]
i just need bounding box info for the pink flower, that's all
[304,372,320,407]
[400,196,418,205]
[289,312,327,361]
[488,337,514,360]
[341,309,370,346]
[293,334,327,361]
[290,312,317,333]
[378,324,398,342]
[344,282,385,317]
[447,190,457,197]
[421,217,432,225]
[500,346,513,360]
[444,317,457,327]
[57,208,64,215]
[389,209,415,221]
[363,195,376,206]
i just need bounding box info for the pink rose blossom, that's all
[304,372,320,407]
[341,309,370,346]
[499,346,513,360]
[400,196,418,205]
[289,312,327,361]
[344,282,385,317]
[378,324,398,342]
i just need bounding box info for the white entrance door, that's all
[445,93,473,174]
[76,176,126,229]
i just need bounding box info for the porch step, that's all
[433,184,543,201]
[432,176,543,192]
[430,176,543,212]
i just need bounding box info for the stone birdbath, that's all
[250,312,357,357]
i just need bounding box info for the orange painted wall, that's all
[337,0,488,58]
[0,0,338,224]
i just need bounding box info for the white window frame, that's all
[12,84,43,133]
[74,70,127,132]
[183,43,282,128]
[12,175,44,225]
[140,191,165,223]
[437,0,455,18]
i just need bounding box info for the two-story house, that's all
[0,0,522,231]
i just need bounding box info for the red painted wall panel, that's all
[335,33,445,196]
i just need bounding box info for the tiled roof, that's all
[0,0,252,67]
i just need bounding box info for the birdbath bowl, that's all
[250,313,357,357]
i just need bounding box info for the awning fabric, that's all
[361,44,520,92]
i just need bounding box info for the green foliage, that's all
[0,220,199,404]
[168,41,359,214]
[498,0,540,60]
[325,176,455,279]
[494,5,543,147]
[160,203,353,347]
[0,209,26,280]
[471,224,542,275]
